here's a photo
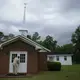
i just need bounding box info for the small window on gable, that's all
[56,56,59,61]
[64,56,67,61]
[49,56,53,62]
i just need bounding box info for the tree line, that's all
[0,25,80,63]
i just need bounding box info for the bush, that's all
[47,61,61,71]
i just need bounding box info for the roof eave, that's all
[0,35,51,52]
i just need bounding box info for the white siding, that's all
[47,54,72,65]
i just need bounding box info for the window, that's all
[12,54,17,62]
[64,56,67,61]
[56,56,59,61]
[49,56,53,61]
[20,54,25,63]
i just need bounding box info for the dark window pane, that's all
[56,56,59,61]
[20,54,25,63]
[64,56,67,61]
[12,54,17,63]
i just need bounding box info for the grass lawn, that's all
[0,64,80,80]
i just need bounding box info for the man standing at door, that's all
[13,56,20,75]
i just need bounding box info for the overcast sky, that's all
[0,0,80,45]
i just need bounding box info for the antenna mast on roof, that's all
[23,2,27,24]
[19,2,28,36]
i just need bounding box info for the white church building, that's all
[47,52,73,65]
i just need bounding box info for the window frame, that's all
[56,56,59,61]
[12,54,17,63]
[64,56,67,61]
[20,54,25,63]
[48,56,53,62]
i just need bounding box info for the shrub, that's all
[47,61,61,71]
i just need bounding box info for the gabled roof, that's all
[0,35,51,52]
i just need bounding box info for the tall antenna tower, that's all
[19,2,28,36]
[23,3,27,24]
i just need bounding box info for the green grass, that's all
[0,64,80,80]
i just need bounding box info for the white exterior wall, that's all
[47,54,72,65]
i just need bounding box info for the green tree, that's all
[71,25,80,63]
[42,35,57,51]
[55,44,73,53]
[32,32,41,42]
[27,32,41,42]
[27,35,32,39]
[0,32,4,42]
[27,33,57,51]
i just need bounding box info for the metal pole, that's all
[23,3,27,24]
[19,2,28,36]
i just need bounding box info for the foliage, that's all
[42,35,57,51]
[27,34,32,39]
[0,32,4,41]
[47,61,61,71]
[27,32,41,42]
[32,32,41,41]
[27,33,57,51]
[71,25,80,63]
[0,32,15,42]
[55,44,73,53]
